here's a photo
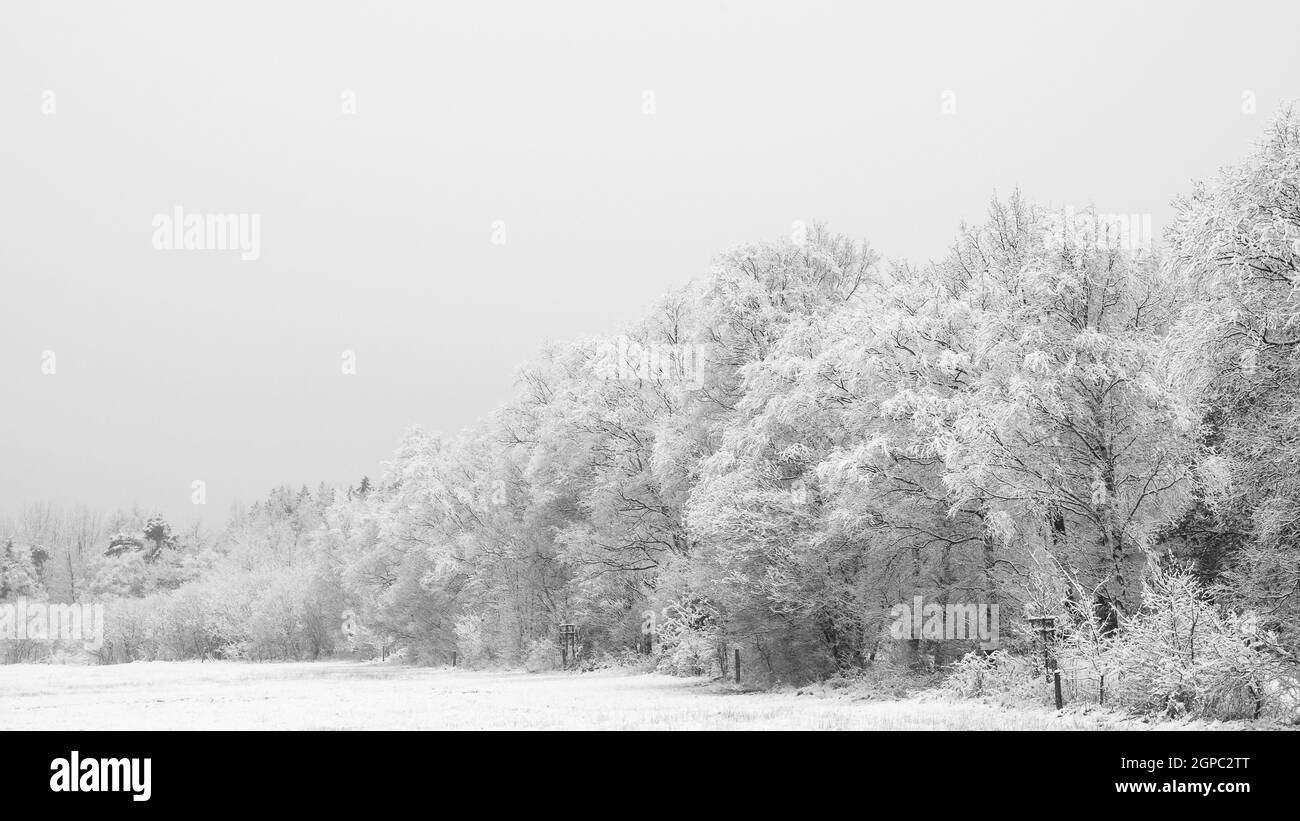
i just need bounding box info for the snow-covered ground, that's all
[0,661,1240,730]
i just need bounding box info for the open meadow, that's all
[0,661,1251,731]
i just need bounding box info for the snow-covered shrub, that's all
[578,647,650,672]
[654,599,725,677]
[96,595,160,663]
[823,662,933,699]
[247,570,308,659]
[1104,568,1300,720]
[656,630,720,677]
[942,650,1038,699]
[453,613,488,667]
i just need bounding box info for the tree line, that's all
[4,110,1300,717]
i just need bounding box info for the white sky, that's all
[2,0,1298,526]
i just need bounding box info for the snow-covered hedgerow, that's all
[945,567,1300,722]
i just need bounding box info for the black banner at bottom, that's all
[4,730,1288,808]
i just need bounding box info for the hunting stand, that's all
[558,622,578,669]
[1027,615,1063,709]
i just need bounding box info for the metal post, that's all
[734,649,741,684]
[452,651,457,668]
[1054,670,1063,710]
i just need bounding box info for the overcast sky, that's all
[2,0,1298,528]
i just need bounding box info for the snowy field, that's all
[0,660,1239,730]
